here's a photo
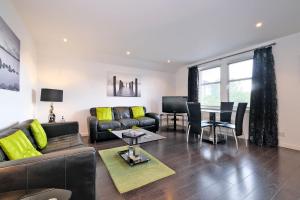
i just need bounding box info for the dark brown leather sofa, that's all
[88,106,160,143]
[0,120,96,200]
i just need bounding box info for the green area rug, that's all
[99,146,175,193]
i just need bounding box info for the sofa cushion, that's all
[131,106,145,119]
[0,149,7,162]
[96,107,113,121]
[41,134,84,154]
[0,130,42,160]
[136,117,155,127]
[30,119,47,149]
[119,118,139,128]
[0,128,20,162]
[13,120,37,149]
[113,107,131,120]
[97,120,121,131]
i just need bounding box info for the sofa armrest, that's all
[87,116,98,143]
[145,112,160,131]
[0,147,96,200]
[42,122,79,138]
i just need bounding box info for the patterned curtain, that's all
[188,66,199,102]
[249,47,278,147]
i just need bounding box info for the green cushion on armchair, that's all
[0,130,42,160]
[30,119,48,149]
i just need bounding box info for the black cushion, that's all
[41,134,84,154]
[0,149,7,162]
[136,117,155,126]
[12,119,37,149]
[113,107,131,120]
[97,120,121,131]
[119,118,139,128]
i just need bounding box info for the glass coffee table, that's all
[110,128,166,166]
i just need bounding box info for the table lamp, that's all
[40,88,63,123]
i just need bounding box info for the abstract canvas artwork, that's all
[0,16,20,91]
[107,72,141,97]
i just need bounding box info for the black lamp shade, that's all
[40,88,63,102]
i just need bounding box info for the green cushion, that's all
[96,107,112,121]
[131,106,145,119]
[30,119,47,149]
[0,130,42,160]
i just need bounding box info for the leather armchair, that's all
[0,147,96,200]
[0,121,96,200]
[145,112,160,132]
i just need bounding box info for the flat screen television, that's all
[162,96,188,113]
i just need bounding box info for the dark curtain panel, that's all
[188,66,199,102]
[249,47,278,147]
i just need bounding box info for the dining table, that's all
[201,109,233,144]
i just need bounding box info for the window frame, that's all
[199,66,221,107]
[227,58,253,107]
[197,53,253,109]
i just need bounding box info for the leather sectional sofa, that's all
[0,120,96,200]
[88,106,160,143]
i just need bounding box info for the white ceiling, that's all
[12,0,300,72]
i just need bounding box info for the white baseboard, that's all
[279,141,300,151]
[80,131,88,137]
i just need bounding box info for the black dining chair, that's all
[219,102,234,123]
[186,102,212,144]
[216,103,248,149]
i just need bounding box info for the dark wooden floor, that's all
[84,129,300,200]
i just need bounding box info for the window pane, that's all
[201,84,220,106]
[229,79,252,105]
[229,59,253,80]
[201,67,220,84]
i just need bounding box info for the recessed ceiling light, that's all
[167,60,171,63]
[126,51,131,55]
[256,22,263,28]
[63,38,68,43]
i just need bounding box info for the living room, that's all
[1,0,300,200]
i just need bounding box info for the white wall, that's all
[175,32,300,150]
[274,33,300,150]
[36,57,176,135]
[0,0,37,129]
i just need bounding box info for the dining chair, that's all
[219,102,234,123]
[216,102,248,150]
[186,102,212,144]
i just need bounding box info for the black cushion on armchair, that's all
[42,122,79,138]
[41,134,85,154]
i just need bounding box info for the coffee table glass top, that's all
[110,128,166,144]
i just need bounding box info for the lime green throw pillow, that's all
[30,119,47,149]
[0,130,42,160]
[131,106,145,119]
[96,107,112,121]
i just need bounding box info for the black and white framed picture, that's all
[0,16,20,91]
[107,72,141,97]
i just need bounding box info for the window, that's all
[199,67,220,106]
[228,59,253,106]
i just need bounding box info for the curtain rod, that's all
[188,42,276,68]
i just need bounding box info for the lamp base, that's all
[48,113,56,123]
[48,103,56,123]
